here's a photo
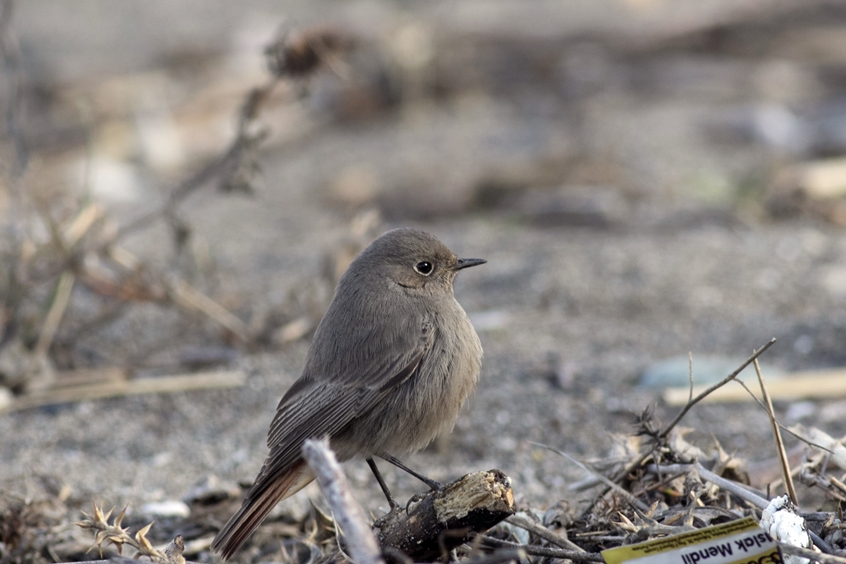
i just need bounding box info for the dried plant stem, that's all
[63,204,104,247]
[660,338,776,440]
[301,438,384,564]
[2,370,245,413]
[166,278,250,341]
[754,358,797,504]
[478,535,604,562]
[505,514,584,552]
[462,549,527,564]
[779,544,844,564]
[645,463,768,508]
[33,270,75,360]
[647,464,835,554]
[597,338,778,510]
[531,441,651,513]
[110,79,277,244]
[729,379,834,453]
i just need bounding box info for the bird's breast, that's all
[335,297,482,458]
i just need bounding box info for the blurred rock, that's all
[178,346,239,368]
[82,156,144,204]
[784,400,816,422]
[377,175,476,220]
[821,265,846,298]
[140,500,191,519]
[768,157,846,224]
[468,310,510,332]
[182,475,241,505]
[517,185,626,228]
[820,399,846,423]
[327,164,380,208]
[639,355,782,389]
[469,152,631,227]
[273,316,314,345]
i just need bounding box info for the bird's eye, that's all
[414,261,433,275]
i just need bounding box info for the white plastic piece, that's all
[759,495,811,564]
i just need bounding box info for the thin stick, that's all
[166,278,250,342]
[477,535,604,562]
[578,340,778,520]
[688,351,694,405]
[111,80,276,243]
[505,514,585,552]
[2,370,246,413]
[731,379,834,454]
[33,271,75,360]
[302,438,384,564]
[660,338,776,439]
[461,549,527,564]
[645,463,768,508]
[531,441,651,513]
[754,358,798,504]
[63,204,104,247]
[780,544,845,564]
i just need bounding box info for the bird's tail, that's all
[211,460,315,560]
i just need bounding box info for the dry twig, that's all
[532,441,651,513]
[505,514,585,552]
[660,339,776,440]
[1,370,246,413]
[302,438,384,564]
[754,358,798,504]
[477,534,604,562]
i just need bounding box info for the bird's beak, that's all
[453,258,487,271]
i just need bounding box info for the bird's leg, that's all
[380,455,443,490]
[366,457,400,510]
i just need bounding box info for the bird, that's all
[211,227,486,559]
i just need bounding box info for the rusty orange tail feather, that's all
[211,460,315,560]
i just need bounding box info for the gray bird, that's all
[212,228,485,559]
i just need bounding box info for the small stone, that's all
[140,500,190,519]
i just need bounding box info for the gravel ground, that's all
[3,0,846,530]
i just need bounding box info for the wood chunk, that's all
[375,470,515,562]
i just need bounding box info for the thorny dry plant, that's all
[76,503,185,564]
[0,8,355,402]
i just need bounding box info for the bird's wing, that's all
[249,326,431,500]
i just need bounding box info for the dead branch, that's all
[780,544,846,564]
[660,338,776,439]
[585,339,778,517]
[505,514,584,552]
[477,534,604,562]
[375,470,516,562]
[1,370,246,413]
[302,438,384,564]
[531,441,651,513]
[645,463,768,509]
[754,358,798,504]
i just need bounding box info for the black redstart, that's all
[212,228,486,559]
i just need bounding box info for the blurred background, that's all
[2,0,846,558]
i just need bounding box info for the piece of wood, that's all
[0,370,246,413]
[54,367,128,387]
[302,438,384,564]
[662,368,846,405]
[375,469,515,562]
[166,278,251,342]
